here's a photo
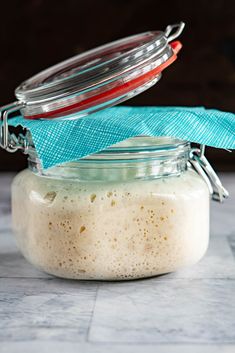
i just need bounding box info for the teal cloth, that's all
[8,106,235,169]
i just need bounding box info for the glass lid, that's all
[14,22,185,120]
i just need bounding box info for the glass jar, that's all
[11,137,210,280]
[0,23,228,281]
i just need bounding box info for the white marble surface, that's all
[0,173,235,353]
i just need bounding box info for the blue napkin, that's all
[8,106,235,169]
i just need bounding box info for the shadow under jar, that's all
[11,136,210,280]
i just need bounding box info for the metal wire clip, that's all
[189,145,229,202]
[0,101,28,153]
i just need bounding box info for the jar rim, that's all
[28,136,190,172]
[84,136,189,161]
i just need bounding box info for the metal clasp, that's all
[165,22,185,42]
[189,145,229,202]
[0,101,28,153]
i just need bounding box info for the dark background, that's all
[0,0,234,171]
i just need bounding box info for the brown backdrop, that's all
[0,0,234,171]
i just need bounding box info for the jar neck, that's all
[28,142,190,182]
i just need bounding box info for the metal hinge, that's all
[0,101,28,153]
[189,145,229,202]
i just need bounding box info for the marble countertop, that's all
[0,173,235,353]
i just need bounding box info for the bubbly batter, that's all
[12,168,209,280]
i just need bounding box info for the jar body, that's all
[12,167,209,280]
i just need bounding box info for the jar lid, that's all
[15,22,185,120]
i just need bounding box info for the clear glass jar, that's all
[11,137,210,280]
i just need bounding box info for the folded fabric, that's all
[7,106,235,169]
